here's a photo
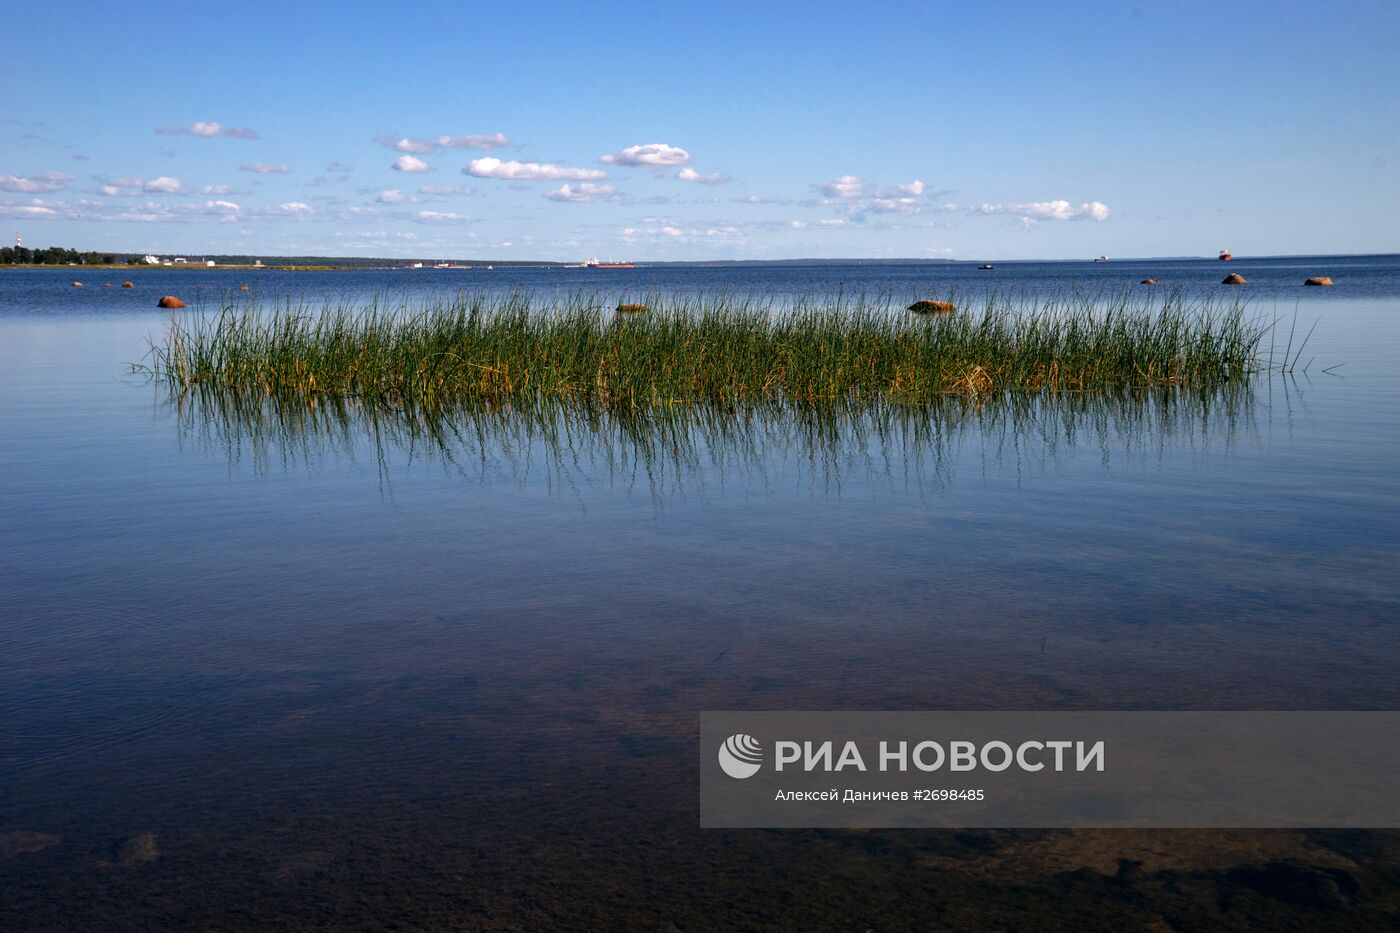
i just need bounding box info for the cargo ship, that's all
[582,258,636,269]
[1218,249,1232,261]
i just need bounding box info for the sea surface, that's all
[1,256,1398,930]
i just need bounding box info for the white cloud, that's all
[268,201,312,216]
[241,163,290,174]
[819,175,864,199]
[143,176,185,193]
[97,176,187,195]
[437,133,509,149]
[544,183,617,202]
[600,143,691,166]
[201,184,239,195]
[204,200,241,215]
[388,136,434,153]
[974,200,1111,222]
[892,180,925,197]
[376,189,408,203]
[677,167,732,185]
[326,161,354,174]
[392,154,430,173]
[466,157,606,181]
[0,199,59,217]
[0,171,72,193]
[418,185,475,196]
[414,210,468,223]
[156,122,260,139]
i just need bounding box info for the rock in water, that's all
[1140,279,1157,285]
[0,831,61,859]
[616,303,648,314]
[1222,273,1247,285]
[157,296,186,309]
[121,281,134,288]
[239,284,250,291]
[1304,276,1334,286]
[112,832,158,866]
[908,300,956,313]
[70,281,82,287]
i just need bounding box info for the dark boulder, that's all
[908,300,956,313]
[157,296,186,309]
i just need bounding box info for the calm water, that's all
[2,257,1398,930]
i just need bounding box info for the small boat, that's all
[978,263,994,270]
[1094,255,1109,262]
[1218,249,1232,261]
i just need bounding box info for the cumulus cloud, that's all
[418,185,475,196]
[600,143,691,167]
[892,180,925,196]
[143,176,185,193]
[436,133,509,150]
[241,163,290,174]
[466,157,606,181]
[543,183,617,203]
[0,199,59,217]
[268,201,312,216]
[0,171,72,193]
[376,189,409,203]
[201,184,240,195]
[414,210,468,223]
[98,176,187,195]
[392,154,430,173]
[326,161,354,174]
[677,167,731,185]
[156,121,260,139]
[974,200,1110,222]
[819,175,865,200]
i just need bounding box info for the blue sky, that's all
[3,0,1397,261]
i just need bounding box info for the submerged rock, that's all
[0,831,61,859]
[70,281,82,287]
[908,300,956,313]
[121,281,134,288]
[157,295,186,309]
[1222,273,1247,285]
[616,303,648,314]
[111,832,158,866]
[1304,276,1334,286]
[239,284,250,292]
[1226,860,1358,910]
[1140,279,1157,285]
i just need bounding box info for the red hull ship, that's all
[1219,249,1232,261]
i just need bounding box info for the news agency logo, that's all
[718,733,763,779]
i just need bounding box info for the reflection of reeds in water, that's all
[142,291,1265,412]
[170,382,1258,501]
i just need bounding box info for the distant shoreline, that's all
[1,251,1396,273]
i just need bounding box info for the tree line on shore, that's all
[1,246,131,265]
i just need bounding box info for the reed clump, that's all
[142,291,1267,411]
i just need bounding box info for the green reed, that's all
[140,290,1267,411]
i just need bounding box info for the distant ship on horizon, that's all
[582,258,636,269]
[1219,249,1232,261]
